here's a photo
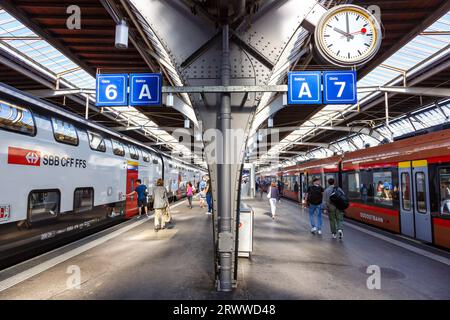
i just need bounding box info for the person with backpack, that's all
[305,177,324,235]
[323,178,348,240]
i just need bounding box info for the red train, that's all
[257,129,450,250]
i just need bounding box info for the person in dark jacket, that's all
[306,177,324,235]
[268,181,279,220]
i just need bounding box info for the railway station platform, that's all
[1,197,448,300]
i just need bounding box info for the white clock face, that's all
[315,6,381,66]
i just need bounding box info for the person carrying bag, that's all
[152,178,170,232]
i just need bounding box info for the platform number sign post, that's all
[96,74,128,107]
[287,71,322,105]
[323,71,357,104]
[129,73,162,106]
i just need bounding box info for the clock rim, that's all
[314,4,382,67]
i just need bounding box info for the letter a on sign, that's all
[298,83,312,98]
[139,85,152,100]
[287,71,322,105]
[130,73,162,106]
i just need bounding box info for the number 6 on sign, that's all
[323,71,357,104]
[96,74,128,107]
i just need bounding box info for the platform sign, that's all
[96,74,128,107]
[287,71,322,105]
[129,73,162,106]
[323,71,357,104]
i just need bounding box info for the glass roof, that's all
[0,9,203,166]
[258,11,450,166]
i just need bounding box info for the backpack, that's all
[329,187,349,211]
[308,185,323,205]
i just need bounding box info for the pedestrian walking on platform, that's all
[152,178,170,232]
[268,181,279,220]
[205,179,213,215]
[199,176,207,209]
[187,182,193,209]
[323,178,346,240]
[306,177,324,235]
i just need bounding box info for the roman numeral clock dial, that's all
[314,5,382,66]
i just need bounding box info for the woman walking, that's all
[268,181,279,220]
[152,178,169,232]
[205,180,213,215]
[186,182,193,209]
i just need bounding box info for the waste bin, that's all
[238,202,254,258]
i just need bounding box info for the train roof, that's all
[0,82,204,171]
[341,128,450,169]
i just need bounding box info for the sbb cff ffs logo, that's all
[7,147,86,168]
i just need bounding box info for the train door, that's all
[412,160,432,243]
[398,162,414,237]
[125,162,139,218]
[300,173,306,204]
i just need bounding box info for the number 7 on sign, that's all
[334,81,346,98]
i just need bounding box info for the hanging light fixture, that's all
[115,19,129,49]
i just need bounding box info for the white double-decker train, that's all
[0,85,204,267]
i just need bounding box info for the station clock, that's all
[314,5,382,67]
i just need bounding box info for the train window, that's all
[51,118,78,146]
[0,101,36,136]
[129,145,139,160]
[142,150,150,162]
[74,188,94,213]
[401,172,411,211]
[346,172,361,201]
[28,190,60,223]
[373,171,394,206]
[439,168,450,216]
[111,139,125,156]
[88,131,106,152]
[308,174,321,186]
[415,172,427,214]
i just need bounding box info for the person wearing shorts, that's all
[127,179,148,218]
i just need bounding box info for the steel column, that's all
[217,22,233,292]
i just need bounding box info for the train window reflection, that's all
[28,190,60,223]
[74,188,94,213]
[439,168,450,216]
[374,171,394,206]
[88,131,106,152]
[142,150,150,162]
[415,172,427,214]
[129,145,139,160]
[0,101,36,136]
[111,139,125,156]
[51,118,78,146]
[401,172,411,211]
[347,172,361,200]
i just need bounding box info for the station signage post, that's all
[129,73,162,106]
[287,70,357,105]
[323,71,357,104]
[95,74,128,107]
[95,73,162,107]
[287,71,322,105]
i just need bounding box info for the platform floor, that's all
[0,197,449,300]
